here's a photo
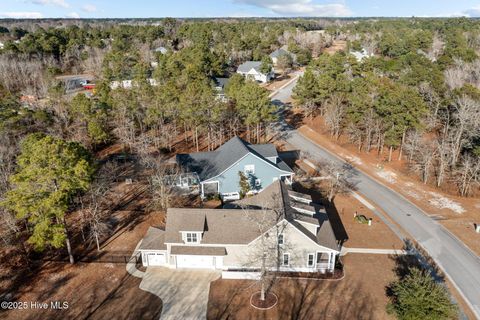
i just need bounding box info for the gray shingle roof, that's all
[237,61,262,73]
[165,208,264,245]
[138,227,167,251]
[158,181,338,252]
[176,136,292,181]
[270,48,289,58]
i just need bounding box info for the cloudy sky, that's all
[2,0,480,19]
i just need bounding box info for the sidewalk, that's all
[126,240,145,278]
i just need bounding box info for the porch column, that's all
[330,253,336,272]
[201,183,204,198]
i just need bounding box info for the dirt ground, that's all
[207,254,396,320]
[332,193,404,249]
[262,73,294,92]
[323,40,347,55]
[1,211,162,320]
[298,116,480,257]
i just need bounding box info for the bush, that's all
[387,267,458,320]
[354,214,369,224]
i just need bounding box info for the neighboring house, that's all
[55,74,95,93]
[236,61,274,83]
[350,48,373,62]
[269,45,297,66]
[212,77,229,102]
[176,136,294,200]
[138,181,340,274]
[154,46,168,54]
[110,78,158,89]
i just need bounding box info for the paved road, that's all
[140,267,220,320]
[272,75,480,318]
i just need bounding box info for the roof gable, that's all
[177,136,292,181]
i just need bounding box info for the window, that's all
[277,234,284,246]
[244,164,255,175]
[282,253,290,266]
[307,253,315,267]
[185,232,198,243]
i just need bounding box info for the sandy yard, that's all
[2,210,163,320]
[207,254,396,320]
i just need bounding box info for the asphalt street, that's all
[272,74,480,318]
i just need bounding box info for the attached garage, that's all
[138,226,167,267]
[176,255,215,269]
[171,246,226,270]
[145,252,166,266]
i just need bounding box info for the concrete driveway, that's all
[139,267,220,320]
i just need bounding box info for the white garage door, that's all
[176,255,215,269]
[146,252,166,266]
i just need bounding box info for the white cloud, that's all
[462,6,480,17]
[0,11,43,19]
[234,0,352,17]
[66,11,80,18]
[31,0,69,8]
[81,4,97,13]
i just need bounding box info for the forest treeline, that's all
[294,18,480,197]
[0,17,479,263]
[0,18,330,261]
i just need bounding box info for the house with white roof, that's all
[236,61,274,83]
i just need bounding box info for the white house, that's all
[137,181,340,275]
[236,61,274,83]
[110,78,158,90]
[350,48,374,62]
[269,45,297,66]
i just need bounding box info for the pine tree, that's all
[388,267,458,320]
[238,171,251,198]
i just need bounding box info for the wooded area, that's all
[0,17,478,282]
[294,19,480,197]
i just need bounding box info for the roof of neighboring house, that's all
[237,61,262,74]
[170,246,227,256]
[270,47,290,59]
[176,136,293,181]
[154,46,168,54]
[213,77,229,89]
[138,227,167,251]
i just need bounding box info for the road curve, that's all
[271,74,480,319]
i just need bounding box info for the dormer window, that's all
[184,232,200,243]
[244,164,255,175]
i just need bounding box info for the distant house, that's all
[212,77,229,102]
[176,136,294,200]
[154,46,168,54]
[110,78,158,90]
[55,74,95,93]
[0,42,4,50]
[270,45,297,66]
[236,61,274,83]
[350,48,373,62]
[137,180,340,273]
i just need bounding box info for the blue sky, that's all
[2,0,480,19]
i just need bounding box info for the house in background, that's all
[350,48,374,62]
[270,45,297,66]
[154,46,168,54]
[138,181,340,274]
[236,61,274,83]
[212,77,229,102]
[176,136,294,200]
